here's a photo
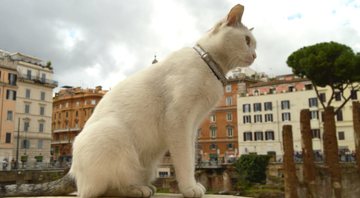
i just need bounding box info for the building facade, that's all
[237,74,358,161]
[197,75,259,164]
[0,53,18,161]
[12,52,57,164]
[51,86,107,162]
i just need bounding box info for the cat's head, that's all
[198,4,257,71]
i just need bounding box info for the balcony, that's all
[53,127,81,133]
[51,139,74,145]
[18,74,58,88]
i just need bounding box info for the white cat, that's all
[1,4,256,198]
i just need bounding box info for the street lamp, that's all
[15,118,20,169]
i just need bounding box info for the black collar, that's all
[193,44,227,85]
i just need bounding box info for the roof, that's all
[248,77,311,88]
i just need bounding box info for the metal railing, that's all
[18,74,58,87]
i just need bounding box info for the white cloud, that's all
[54,21,84,51]
[149,0,201,52]
[1,0,360,89]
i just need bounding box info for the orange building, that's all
[197,76,258,164]
[51,86,107,162]
[0,54,18,161]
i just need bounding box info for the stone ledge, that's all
[7,193,250,198]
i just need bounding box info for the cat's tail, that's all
[0,173,76,197]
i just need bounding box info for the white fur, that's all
[69,5,256,198]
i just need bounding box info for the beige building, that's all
[10,52,57,164]
[0,52,18,162]
[238,74,358,161]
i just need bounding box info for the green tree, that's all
[234,154,271,186]
[287,41,360,198]
[287,41,359,110]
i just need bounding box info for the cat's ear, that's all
[226,4,244,27]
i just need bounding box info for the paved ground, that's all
[8,193,250,198]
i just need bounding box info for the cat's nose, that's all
[253,53,257,59]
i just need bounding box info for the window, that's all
[226,112,232,121]
[7,111,13,121]
[26,70,32,79]
[351,90,358,100]
[311,129,321,139]
[66,102,69,108]
[25,89,31,99]
[243,132,252,141]
[38,140,43,149]
[41,73,46,82]
[319,93,326,103]
[254,114,262,123]
[226,96,232,106]
[335,92,341,101]
[39,123,44,132]
[6,90,16,100]
[281,100,290,109]
[243,104,251,113]
[66,112,69,118]
[22,139,30,149]
[338,131,345,140]
[282,112,291,121]
[76,111,79,117]
[265,131,274,140]
[253,103,262,112]
[227,127,233,137]
[310,111,319,120]
[309,98,318,107]
[25,104,30,114]
[5,133,11,143]
[269,88,276,94]
[210,127,217,138]
[265,114,273,122]
[159,171,169,178]
[76,101,80,106]
[227,143,234,150]
[336,110,343,121]
[24,122,30,132]
[264,102,272,111]
[305,84,313,90]
[40,106,45,116]
[8,73,17,86]
[40,92,46,100]
[210,143,217,150]
[210,114,216,122]
[254,131,263,141]
[225,84,232,93]
[243,115,251,124]
[288,86,295,92]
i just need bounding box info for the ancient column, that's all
[323,106,342,198]
[300,109,317,198]
[352,101,360,173]
[282,125,298,198]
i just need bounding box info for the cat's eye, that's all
[245,36,251,46]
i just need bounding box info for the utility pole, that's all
[15,118,20,169]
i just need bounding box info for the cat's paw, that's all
[148,184,157,194]
[181,183,206,198]
[126,185,154,197]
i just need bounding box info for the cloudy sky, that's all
[0,0,359,90]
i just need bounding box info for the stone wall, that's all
[0,169,66,185]
[267,163,360,198]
